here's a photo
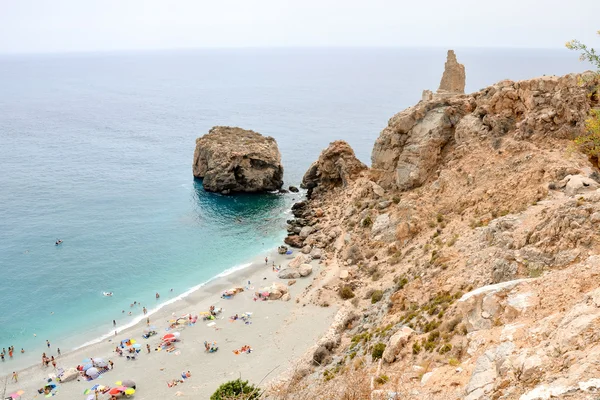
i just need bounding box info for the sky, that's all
[0,0,598,54]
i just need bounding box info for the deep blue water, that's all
[0,47,591,373]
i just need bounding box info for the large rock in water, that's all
[192,126,284,193]
[438,50,465,94]
[301,141,366,197]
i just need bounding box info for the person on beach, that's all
[21,348,24,353]
[57,348,61,356]
[52,359,57,369]
[156,292,160,299]
[143,307,147,315]
[113,320,116,327]
[12,371,17,382]
[265,256,268,264]
[46,340,50,348]
[109,360,114,369]
[8,348,13,358]
[146,317,150,326]
[146,344,151,353]
[0,353,4,361]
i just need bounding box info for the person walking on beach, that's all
[265,256,268,265]
[46,340,50,348]
[109,360,114,369]
[113,320,116,327]
[0,353,4,361]
[8,348,13,358]
[143,307,147,315]
[146,344,150,354]
[57,348,61,356]
[146,317,150,326]
[12,371,17,382]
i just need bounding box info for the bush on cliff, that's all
[340,285,355,300]
[210,379,261,400]
[567,31,600,165]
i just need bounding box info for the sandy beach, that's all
[3,249,336,399]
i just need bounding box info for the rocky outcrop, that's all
[372,72,599,190]
[438,50,466,94]
[301,140,366,197]
[192,126,284,194]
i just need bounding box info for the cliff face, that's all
[372,72,597,191]
[267,71,600,400]
[192,126,284,194]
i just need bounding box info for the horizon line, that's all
[0,44,573,57]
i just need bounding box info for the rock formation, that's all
[267,70,600,400]
[372,72,597,190]
[438,49,466,94]
[192,126,284,194]
[301,140,367,197]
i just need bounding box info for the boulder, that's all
[284,235,304,248]
[288,279,297,286]
[192,126,284,193]
[301,245,312,254]
[464,350,497,400]
[281,293,291,302]
[289,254,312,268]
[299,226,314,239]
[339,270,349,280]
[301,141,367,197]
[371,213,391,237]
[438,50,466,94]
[560,175,600,196]
[310,248,323,259]
[382,327,414,363]
[278,268,301,279]
[299,264,313,277]
[288,185,299,193]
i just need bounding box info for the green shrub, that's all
[375,374,389,385]
[412,343,421,354]
[340,285,355,300]
[392,196,400,204]
[371,290,384,304]
[210,379,261,400]
[362,215,373,227]
[371,343,386,361]
[439,343,452,354]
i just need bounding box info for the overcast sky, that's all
[0,0,598,54]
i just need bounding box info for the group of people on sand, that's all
[41,353,58,368]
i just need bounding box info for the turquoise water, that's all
[0,47,590,373]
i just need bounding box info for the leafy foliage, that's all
[567,31,600,165]
[210,379,261,400]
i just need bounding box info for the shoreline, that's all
[3,246,336,399]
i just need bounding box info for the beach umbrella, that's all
[109,388,121,395]
[82,358,92,363]
[129,339,136,345]
[44,383,56,389]
[86,396,95,400]
[82,363,93,371]
[86,367,100,379]
[121,379,136,388]
[125,388,135,395]
[117,386,128,391]
[93,357,105,364]
[94,360,108,368]
[173,332,181,338]
[132,343,141,349]
[163,333,175,340]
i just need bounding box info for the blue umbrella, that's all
[132,343,141,349]
[82,363,93,371]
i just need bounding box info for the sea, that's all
[0,47,591,373]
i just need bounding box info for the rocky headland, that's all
[192,126,284,194]
[266,52,600,400]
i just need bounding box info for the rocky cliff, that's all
[266,69,600,400]
[192,126,284,194]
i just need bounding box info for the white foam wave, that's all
[74,261,253,350]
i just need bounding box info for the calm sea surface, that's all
[0,47,589,373]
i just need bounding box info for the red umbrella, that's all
[109,388,121,395]
[163,333,175,340]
